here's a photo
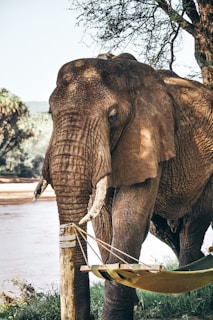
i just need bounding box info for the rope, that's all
[77,229,104,265]
[71,223,153,269]
[74,229,89,266]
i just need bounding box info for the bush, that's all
[0,278,60,320]
[135,284,213,319]
[0,89,34,163]
[0,112,52,178]
[0,282,212,320]
[0,293,60,320]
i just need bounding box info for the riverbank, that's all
[0,177,55,204]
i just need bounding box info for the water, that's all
[0,201,212,293]
[0,201,59,293]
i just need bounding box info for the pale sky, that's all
[1,0,199,102]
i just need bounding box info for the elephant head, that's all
[41,57,176,221]
[36,56,176,319]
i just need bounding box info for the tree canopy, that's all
[0,90,52,178]
[0,88,34,165]
[71,0,213,88]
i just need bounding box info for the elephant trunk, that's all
[41,124,110,318]
[35,107,111,318]
[53,174,91,317]
[40,138,91,318]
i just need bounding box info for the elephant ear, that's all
[111,63,176,187]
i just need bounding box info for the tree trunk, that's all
[55,185,91,320]
[50,161,91,320]
[60,224,77,320]
[194,1,213,89]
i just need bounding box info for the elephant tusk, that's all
[33,177,48,201]
[79,176,108,225]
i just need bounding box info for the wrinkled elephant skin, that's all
[38,54,213,320]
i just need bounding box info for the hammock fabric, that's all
[81,255,213,294]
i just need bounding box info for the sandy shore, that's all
[0,178,55,204]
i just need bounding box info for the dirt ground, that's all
[0,176,55,204]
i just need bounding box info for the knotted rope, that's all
[59,223,157,269]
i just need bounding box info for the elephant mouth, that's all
[33,174,109,225]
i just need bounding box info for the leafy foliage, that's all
[73,0,181,68]
[135,284,213,319]
[0,293,60,320]
[0,278,60,320]
[0,88,34,163]
[0,89,52,178]
[1,112,52,178]
[70,0,213,87]
[0,282,212,319]
[90,283,104,319]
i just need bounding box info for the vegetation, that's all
[135,285,213,319]
[70,0,213,88]
[0,279,212,319]
[0,89,34,167]
[91,283,213,319]
[0,90,51,178]
[3,112,52,178]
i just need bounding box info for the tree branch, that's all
[156,0,195,35]
[182,0,200,23]
[169,23,181,70]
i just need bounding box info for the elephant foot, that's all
[101,281,134,320]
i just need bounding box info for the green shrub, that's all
[0,282,212,319]
[0,293,60,320]
[1,112,52,178]
[135,284,213,319]
[0,88,34,163]
[90,283,104,319]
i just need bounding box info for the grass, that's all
[0,280,212,319]
[135,285,213,319]
[0,292,60,320]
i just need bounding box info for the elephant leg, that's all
[179,213,211,266]
[92,187,140,308]
[179,176,213,266]
[179,206,212,266]
[150,214,181,258]
[102,175,161,320]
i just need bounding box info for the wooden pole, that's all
[59,224,76,320]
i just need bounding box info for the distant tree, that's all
[13,112,52,177]
[71,0,213,88]
[2,111,52,178]
[0,88,34,167]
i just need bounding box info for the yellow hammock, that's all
[81,255,213,294]
[72,224,213,294]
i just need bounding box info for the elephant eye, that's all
[108,108,118,124]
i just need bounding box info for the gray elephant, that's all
[35,53,213,320]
